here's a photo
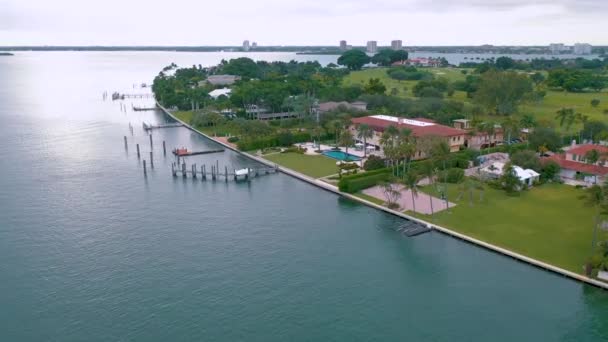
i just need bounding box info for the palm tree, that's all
[312,126,325,149]
[397,128,415,177]
[357,124,374,157]
[380,125,400,175]
[403,172,420,214]
[329,120,343,146]
[457,178,483,206]
[430,139,451,208]
[520,113,537,129]
[555,108,576,139]
[576,113,589,143]
[580,185,608,254]
[339,129,355,154]
[421,163,436,217]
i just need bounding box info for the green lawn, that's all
[344,67,608,133]
[417,183,607,273]
[264,152,339,178]
[173,110,193,123]
[354,192,385,205]
[343,67,468,98]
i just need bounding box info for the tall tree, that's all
[403,172,420,214]
[356,124,374,157]
[473,70,533,115]
[579,185,608,255]
[338,129,355,154]
[337,50,371,71]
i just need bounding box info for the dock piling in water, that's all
[124,136,128,149]
[149,152,154,169]
[143,160,147,176]
[192,164,197,179]
[149,134,153,149]
[162,141,166,156]
[182,162,186,178]
[136,144,140,158]
[225,166,228,182]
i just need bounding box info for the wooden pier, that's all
[171,162,278,181]
[172,148,224,157]
[133,106,157,111]
[142,122,183,131]
[112,92,154,100]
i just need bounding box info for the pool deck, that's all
[158,103,608,291]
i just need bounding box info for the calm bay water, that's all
[0,52,607,341]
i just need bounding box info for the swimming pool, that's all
[322,150,362,162]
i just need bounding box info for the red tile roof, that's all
[544,154,608,176]
[351,116,466,138]
[567,144,608,156]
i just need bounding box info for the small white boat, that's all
[235,168,250,180]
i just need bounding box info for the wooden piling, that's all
[225,166,228,182]
[182,162,186,178]
[149,134,153,149]
[124,136,128,149]
[171,163,176,177]
[149,152,154,169]
[192,164,197,178]
[143,160,147,175]
[136,144,140,158]
[162,141,166,155]
[202,165,206,180]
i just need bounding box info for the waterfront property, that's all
[479,161,540,187]
[263,152,339,178]
[452,119,505,150]
[322,150,361,162]
[350,115,468,158]
[201,74,241,86]
[420,183,608,273]
[544,143,608,185]
[317,101,367,113]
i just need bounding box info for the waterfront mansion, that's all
[350,115,467,160]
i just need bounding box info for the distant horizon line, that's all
[1,44,607,48]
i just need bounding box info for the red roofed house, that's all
[350,115,467,160]
[544,144,608,185]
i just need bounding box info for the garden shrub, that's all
[363,155,385,171]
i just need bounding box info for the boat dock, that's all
[172,148,224,157]
[133,106,157,111]
[142,122,183,131]
[171,161,279,181]
[397,221,432,237]
[112,92,154,100]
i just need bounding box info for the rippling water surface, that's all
[0,52,606,341]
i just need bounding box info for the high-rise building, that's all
[366,41,377,54]
[391,40,403,50]
[339,40,347,50]
[549,43,565,54]
[243,40,250,52]
[251,42,258,49]
[573,43,592,55]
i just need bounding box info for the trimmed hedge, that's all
[338,168,391,193]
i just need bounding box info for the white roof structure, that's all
[370,115,435,127]
[208,88,232,99]
[480,162,540,182]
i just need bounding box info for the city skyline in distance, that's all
[2,0,608,46]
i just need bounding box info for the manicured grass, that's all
[343,67,468,98]
[173,110,193,124]
[354,192,385,205]
[520,90,608,128]
[264,152,339,178]
[418,183,608,273]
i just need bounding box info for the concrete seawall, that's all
[157,103,608,291]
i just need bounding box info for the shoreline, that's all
[157,103,608,291]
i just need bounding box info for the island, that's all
[152,50,608,287]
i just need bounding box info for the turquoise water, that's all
[0,52,607,341]
[322,150,362,161]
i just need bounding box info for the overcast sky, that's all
[2,0,607,46]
